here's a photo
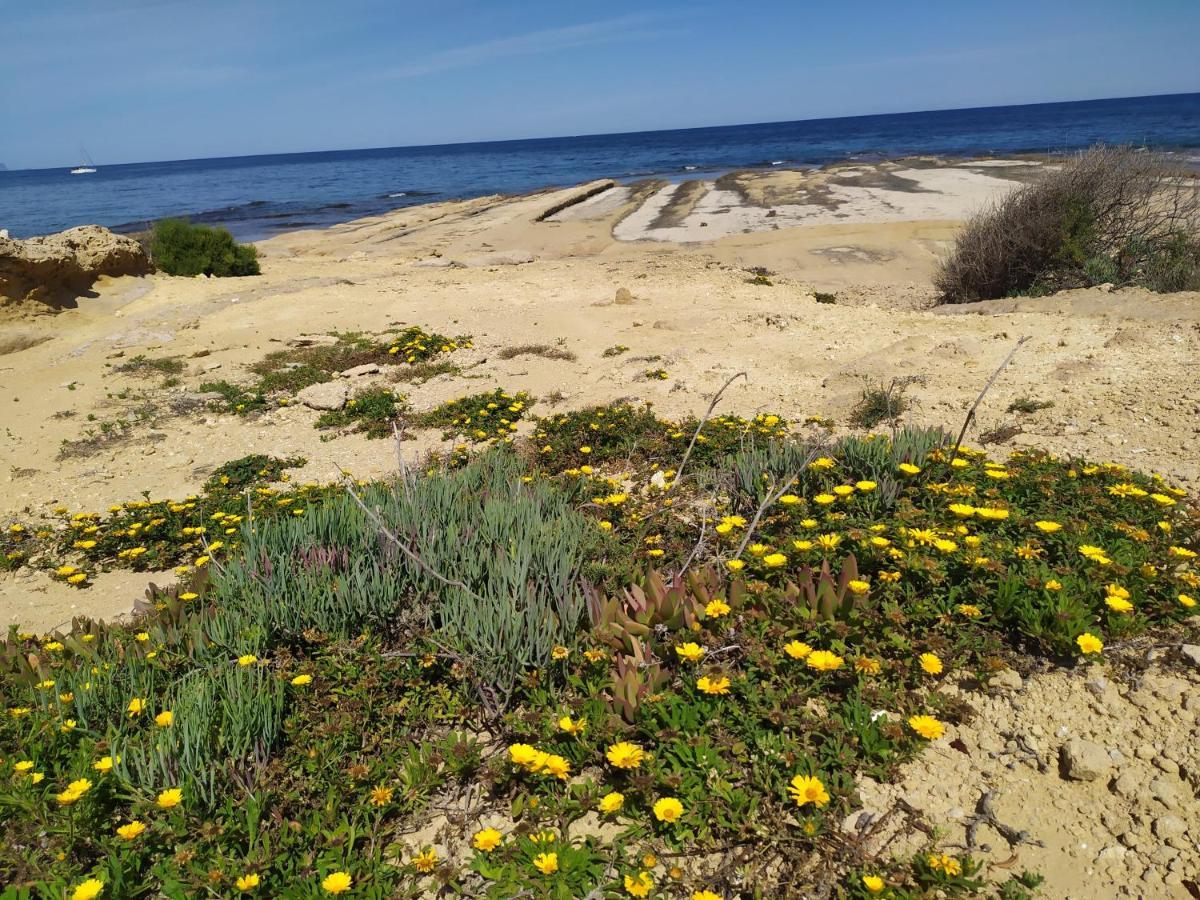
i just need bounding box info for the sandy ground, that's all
[2,160,1198,635]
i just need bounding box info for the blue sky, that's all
[1,0,1198,169]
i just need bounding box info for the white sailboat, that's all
[70,145,97,175]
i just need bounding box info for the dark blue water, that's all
[3,93,1199,241]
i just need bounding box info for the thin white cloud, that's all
[374,14,663,80]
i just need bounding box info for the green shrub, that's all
[315,386,407,438]
[936,146,1200,302]
[150,218,260,277]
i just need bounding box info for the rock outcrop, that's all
[0,226,152,310]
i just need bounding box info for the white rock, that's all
[1060,738,1112,781]
[340,363,380,378]
[297,380,349,411]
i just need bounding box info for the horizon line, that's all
[3,89,1198,174]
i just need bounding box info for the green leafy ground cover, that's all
[2,406,1197,899]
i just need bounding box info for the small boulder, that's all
[1179,644,1200,669]
[1060,738,1111,781]
[1153,815,1186,840]
[988,669,1023,692]
[297,380,349,411]
[614,287,635,305]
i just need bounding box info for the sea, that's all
[2,92,1199,241]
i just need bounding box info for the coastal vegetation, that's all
[148,219,261,278]
[3,390,1197,897]
[935,146,1200,302]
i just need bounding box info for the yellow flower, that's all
[696,675,730,695]
[155,710,174,727]
[847,579,870,595]
[551,645,570,660]
[675,642,705,662]
[235,873,261,892]
[693,893,722,900]
[1044,579,1062,591]
[762,552,788,568]
[705,599,731,618]
[856,480,877,491]
[1168,546,1196,559]
[116,820,147,840]
[540,754,572,780]
[779,494,802,505]
[606,741,645,769]
[625,871,654,897]
[369,785,393,807]
[1105,594,1133,614]
[908,715,945,740]
[919,653,943,675]
[127,698,146,717]
[533,852,558,874]
[816,533,842,550]
[156,787,183,809]
[1076,633,1103,655]
[509,743,540,768]
[784,640,813,659]
[473,827,503,852]
[14,760,34,772]
[291,674,312,686]
[653,796,684,822]
[787,774,830,807]
[558,715,585,735]
[862,874,886,893]
[1034,520,1062,533]
[237,654,258,667]
[412,848,438,873]
[975,507,1009,521]
[898,463,921,476]
[805,650,844,672]
[599,791,625,813]
[814,493,836,506]
[93,755,118,773]
[855,656,882,675]
[71,879,105,900]
[948,503,975,518]
[1179,593,1196,609]
[321,871,352,894]
[809,457,835,470]
[725,558,745,572]
[957,604,982,617]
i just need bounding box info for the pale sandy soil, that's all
[2,162,1198,635]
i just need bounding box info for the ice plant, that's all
[599,791,625,813]
[784,640,813,659]
[805,650,844,672]
[116,821,146,841]
[696,675,730,695]
[156,788,183,809]
[908,715,945,740]
[473,828,503,852]
[235,874,260,892]
[321,872,352,894]
[71,880,104,900]
[787,774,830,808]
[652,796,684,822]
[919,652,944,675]
[1076,632,1104,654]
[606,741,645,769]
